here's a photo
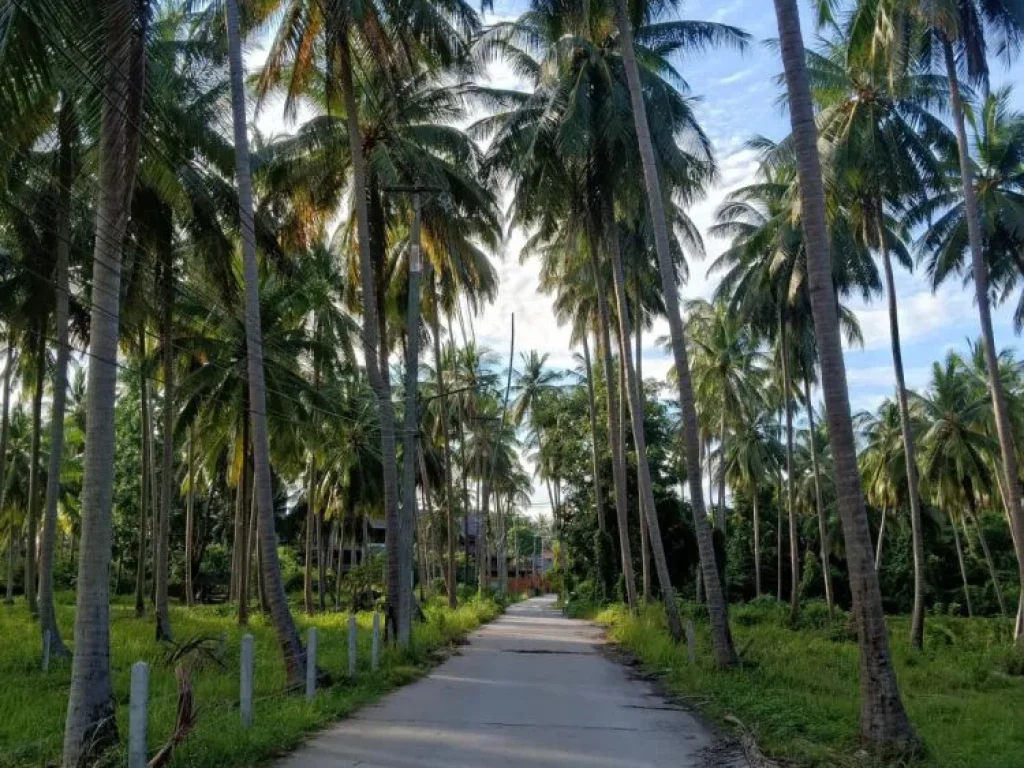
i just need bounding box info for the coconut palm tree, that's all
[770,0,917,750]
[808,34,955,648]
[723,406,783,597]
[0,336,13,604]
[857,400,915,572]
[63,0,147,759]
[607,0,746,667]
[36,97,77,657]
[688,299,766,535]
[222,0,306,684]
[917,354,1007,615]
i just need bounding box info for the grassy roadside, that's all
[1,594,508,767]
[572,599,1024,767]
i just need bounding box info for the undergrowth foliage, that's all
[573,599,1024,768]
[0,595,504,767]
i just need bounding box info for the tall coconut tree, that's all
[0,337,13,605]
[770,0,917,751]
[807,35,954,647]
[917,353,1007,615]
[687,298,765,536]
[37,97,78,657]
[723,405,782,597]
[222,0,306,684]
[63,0,146,760]
[858,400,911,571]
[609,0,746,667]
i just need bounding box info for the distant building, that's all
[329,517,385,571]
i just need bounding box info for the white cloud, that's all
[841,364,931,392]
[847,285,977,352]
[716,67,755,86]
[710,0,745,22]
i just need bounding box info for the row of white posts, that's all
[126,612,382,768]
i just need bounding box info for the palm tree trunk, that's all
[752,490,762,597]
[478,456,488,592]
[63,4,134,757]
[225,0,306,684]
[317,509,326,611]
[456,386,472,587]
[776,461,784,602]
[1,339,13,605]
[39,102,75,656]
[965,492,1006,616]
[772,0,916,748]
[184,428,195,607]
[337,29,403,645]
[154,244,174,642]
[418,445,435,599]
[432,278,457,609]
[612,0,735,665]
[706,436,716,513]
[5,530,14,604]
[582,333,605,535]
[780,320,799,622]
[943,37,1024,644]
[951,514,974,617]
[587,218,637,611]
[237,443,251,625]
[876,213,926,649]
[135,334,150,616]
[635,322,651,602]
[607,207,685,643]
[304,459,316,615]
[875,509,887,571]
[397,198,425,646]
[147,361,158,608]
[803,373,833,616]
[717,410,727,535]
[25,327,44,616]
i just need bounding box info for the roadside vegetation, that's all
[569,599,1024,768]
[0,593,505,768]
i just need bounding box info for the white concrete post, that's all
[129,661,149,768]
[685,620,696,664]
[306,627,318,700]
[371,612,381,671]
[348,615,358,677]
[240,633,254,727]
[42,629,51,672]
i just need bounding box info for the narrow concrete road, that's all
[279,595,723,767]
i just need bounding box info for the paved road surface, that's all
[279,595,725,767]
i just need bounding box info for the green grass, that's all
[579,599,1024,767]
[0,593,506,767]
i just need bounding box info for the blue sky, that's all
[474,0,1024,418]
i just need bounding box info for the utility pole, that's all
[385,185,439,645]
